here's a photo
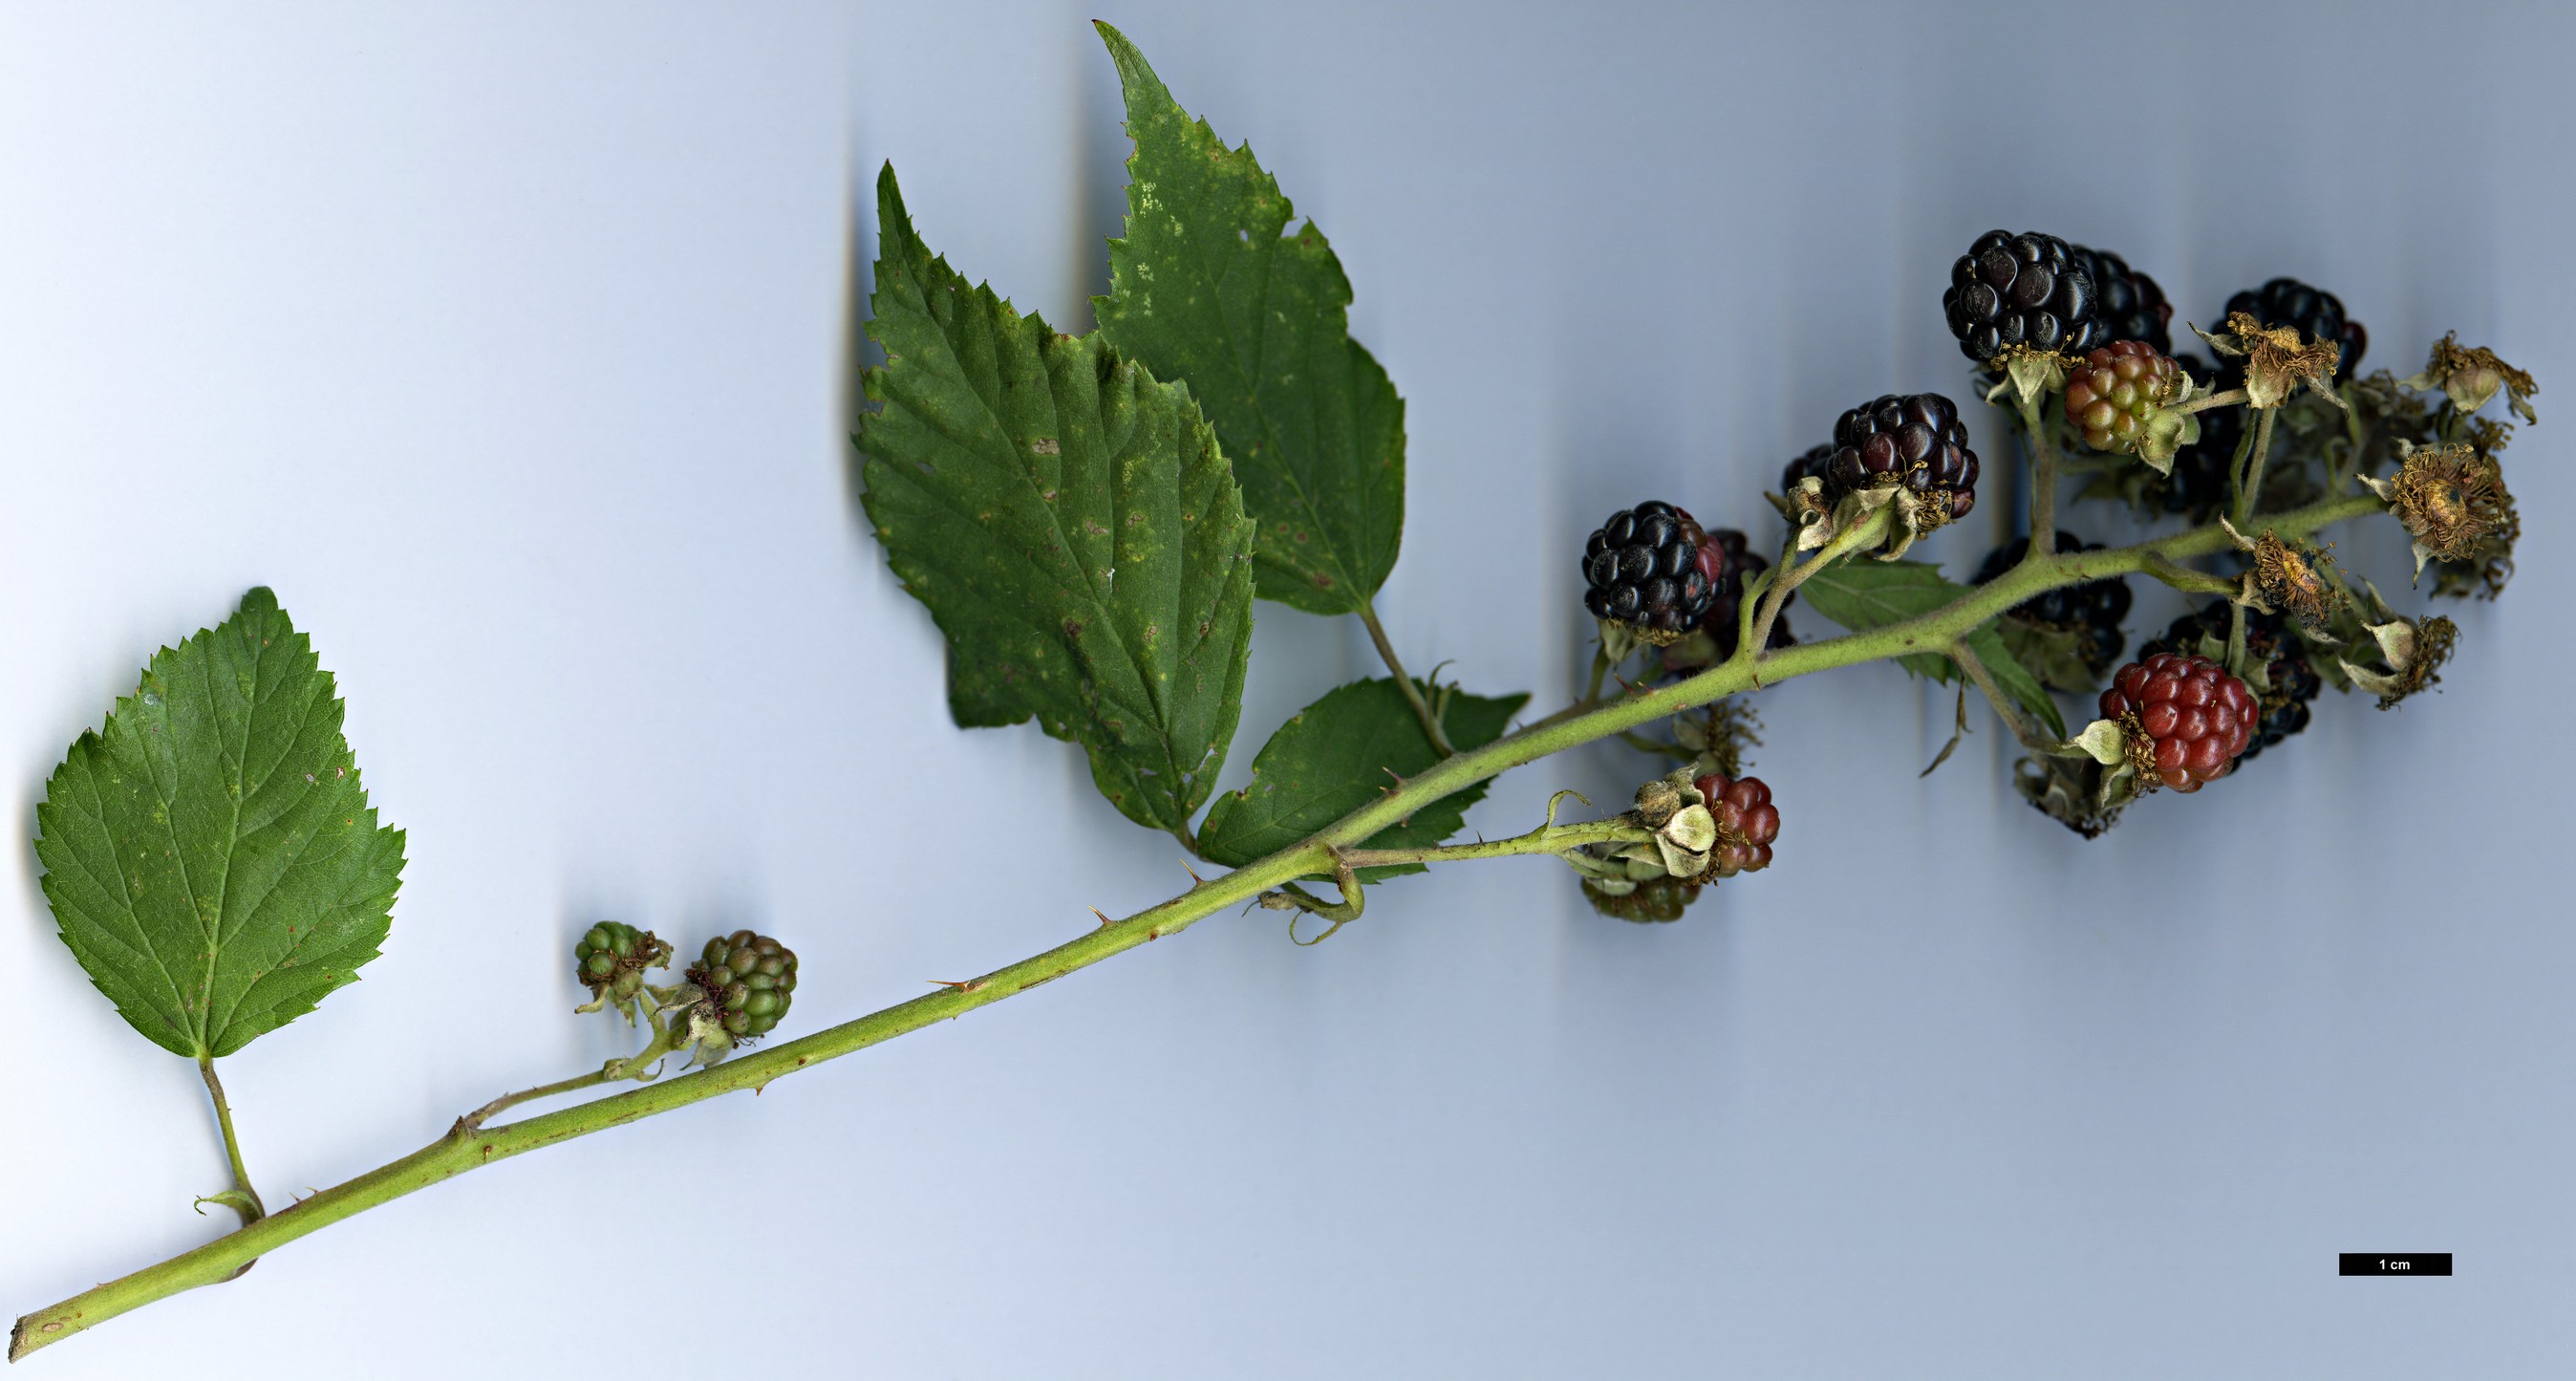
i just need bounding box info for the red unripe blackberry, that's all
[2098,653,2256,792]
[2139,604,2322,766]
[2223,276,2367,378]
[1821,393,1980,520]
[1582,501,1718,638]
[1943,229,2104,362]
[2069,244,2173,355]
[2063,342,2182,453]
[1690,771,1778,876]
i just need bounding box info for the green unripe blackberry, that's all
[686,930,799,1041]
[573,922,671,1005]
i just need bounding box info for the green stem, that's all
[1582,646,1611,706]
[1946,638,2051,754]
[196,1057,265,1233]
[1340,817,1647,871]
[2138,553,2240,597]
[7,487,2388,1363]
[2177,387,2248,415]
[1358,600,1452,756]
[2232,406,2279,529]
[2015,392,2061,557]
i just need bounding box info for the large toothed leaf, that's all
[34,589,406,1060]
[1201,679,1527,880]
[857,165,1258,832]
[1799,559,2066,739]
[1092,22,1405,616]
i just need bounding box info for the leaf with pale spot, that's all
[35,588,406,1060]
[857,165,1258,832]
[1092,22,1405,616]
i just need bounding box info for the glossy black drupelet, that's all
[2223,277,2367,379]
[1582,501,1716,636]
[1973,531,2132,676]
[1822,393,1980,521]
[1780,442,1834,495]
[2070,244,2172,355]
[2138,604,2323,764]
[1943,230,2104,363]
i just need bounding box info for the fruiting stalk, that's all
[8,486,2384,1362]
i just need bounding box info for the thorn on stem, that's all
[928,979,987,993]
[1091,907,1115,929]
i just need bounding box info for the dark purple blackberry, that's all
[1943,229,2104,363]
[2137,604,2322,765]
[1581,501,1718,638]
[1822,393,1980,521]
[1780,442,1834,495]
[2069,244,2172,355]
[1973,531,2131,679]
[2156,352,2243,521]
[2223,277,2367,379]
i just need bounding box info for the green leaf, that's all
[1091,22,1404,616]
[1200,679,1527,880]
[34,589,406,1060]
[1799,559,2065,738]
[857,165,1258,832]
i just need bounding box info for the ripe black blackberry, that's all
[1821,393,1980,521]
[1582,501,1717,640]
[1972,531,2132,678]
[2069,244,2172,355]
[2138,604,2323,765]
[1943,230,2103,363]
[2223,277,2367,379]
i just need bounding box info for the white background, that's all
[4,2,2570,1375]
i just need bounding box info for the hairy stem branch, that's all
[9,486,2388,1362]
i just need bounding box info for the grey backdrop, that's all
[4,2,2569,1376]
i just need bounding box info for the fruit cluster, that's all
[2099,653,2257,791]
[686,930,801,1042]
[2063,341,2183,454]
[1691,771,1779,877]
[1582,501,1716,640]
[2138,604,2322,766]
[1944,229,2104,362]
[1801,392,1980,521]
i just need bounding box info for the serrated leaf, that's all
[1091,23,1404,616]
[1799,558,2064,737]
[1200,679,1526,880]
[33,589,406,1060]
[857,165,1258,833]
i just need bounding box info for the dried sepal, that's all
[2247,529,2343,634]
[1980,344,2072,410]
[2360,441,2518,583]
[2339,615,2458,710]
[2193,311,2345,411]
[2401,332,2537,423]
[2013,754,2127,839]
